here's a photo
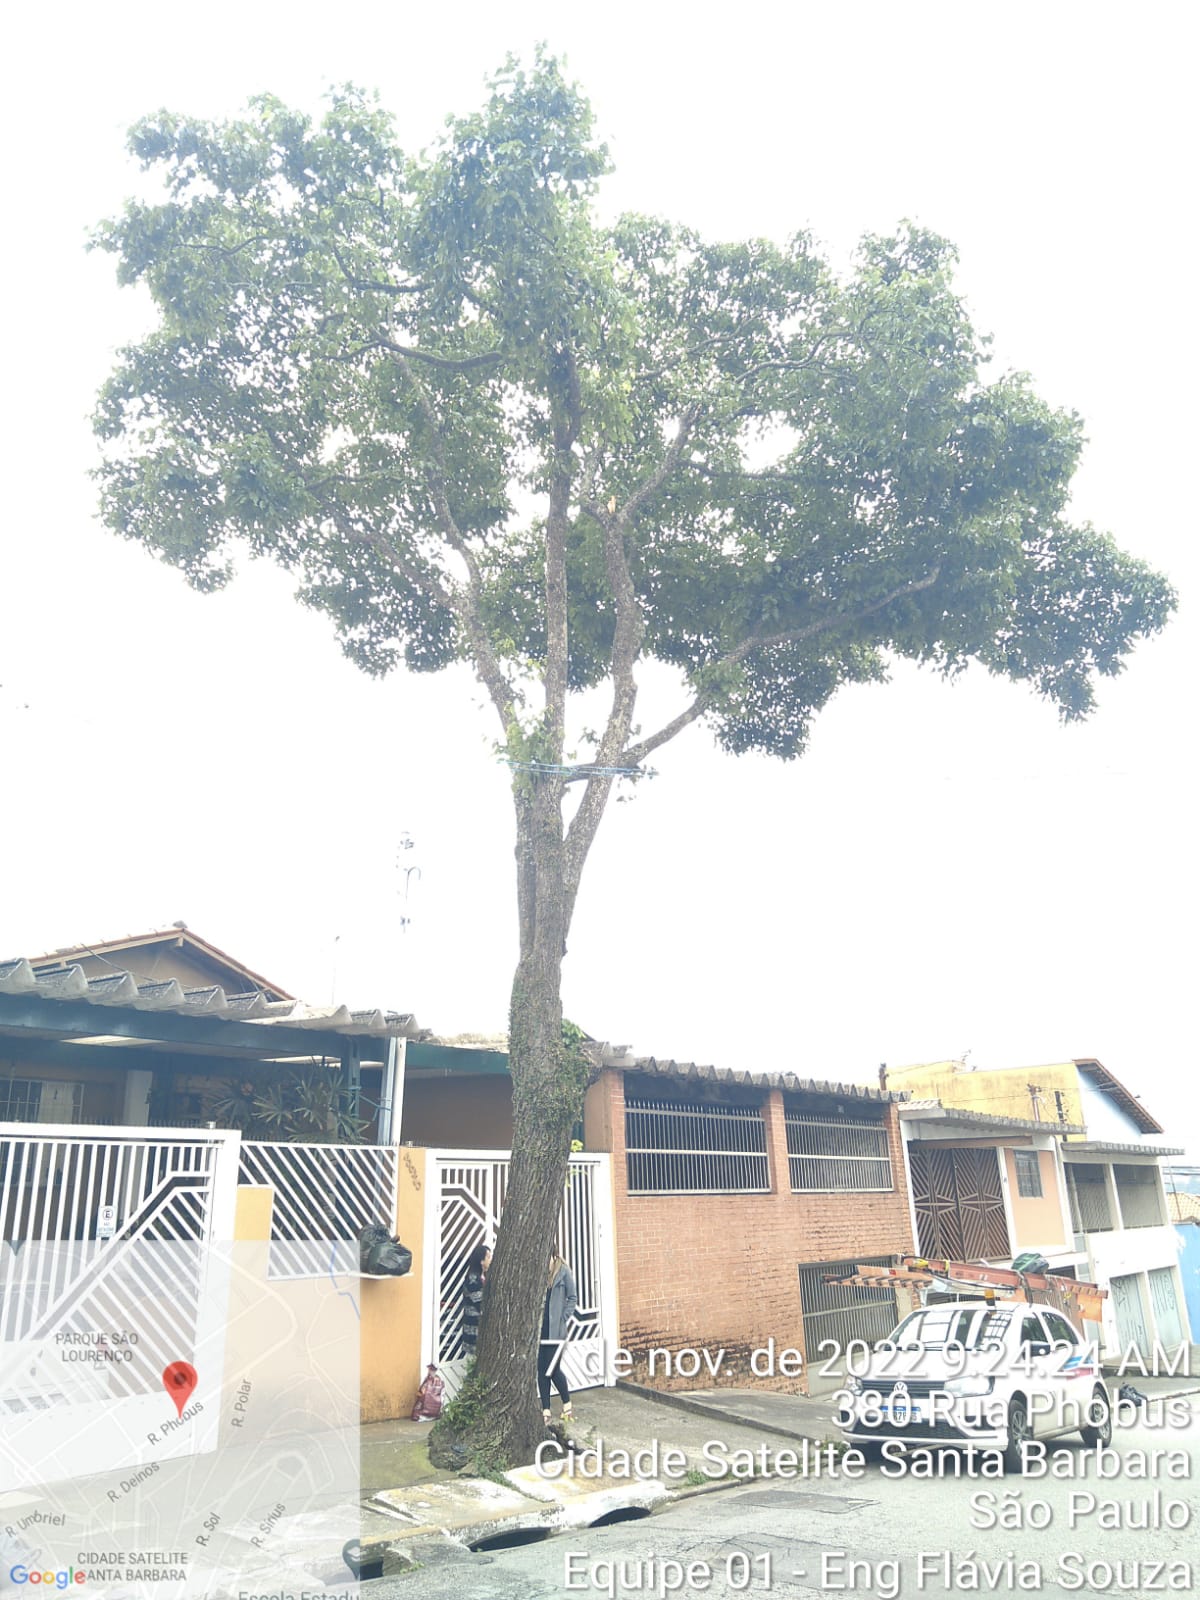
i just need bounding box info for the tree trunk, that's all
[429,778,583,1469]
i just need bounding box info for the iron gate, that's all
[909,1144,1010,1260]
[798,1255,898,1392]
[0,1124,238,1487]
[239,1139,397,1278]
[424,1151,617,1399]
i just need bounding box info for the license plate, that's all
[883,1402,923,1423]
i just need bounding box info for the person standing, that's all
[539,1248,578,1424]
[461,1242,491,1360]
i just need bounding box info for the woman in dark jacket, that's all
[539,1249,578,1423]
[461,1242,491,1360]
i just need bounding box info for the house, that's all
[390,1035,918,1395]
[2,926,453,1437]
[2,926,426,1141]
[1166,1170,1200,1347]
[885,1057,1189,1358]
[899,1101,1082,1266]
[582,1046,917,1395]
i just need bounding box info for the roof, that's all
[29,927,295,1002]
[1074,1058,1164,1135]
[1061,1139,1184,1159]
[0,956,424,1042]
[900,1101,1086,1136]
[595,1044,898,1102]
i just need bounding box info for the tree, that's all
[92,52,1174,1465]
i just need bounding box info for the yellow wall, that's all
[222,1186,360,1452]
[235,1171,424,1426]
[360,1145,426,1421]
[233,1186,274,1242]
[1004,1148,1066,1250]
[888,1059,1084,1128]
[402,1078,513,1148]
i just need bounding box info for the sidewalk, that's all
[347,1358,1200,1579]
[344,1382,841,1579]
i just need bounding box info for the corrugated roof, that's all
[900,1101,1087,1135]
[0,957,424,1040]
[594,1044,899,1102]
[1061,1139,1184,1159]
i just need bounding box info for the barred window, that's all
[1013,1149,1043,1198]
[786,1116,892,1192]
[625,1098,769,1194]
[0,1079,84,1124]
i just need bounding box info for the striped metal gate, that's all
[0,1124,239,1488]
[239,1139,398,1278]
[423,1151,617,1399]
[798,1255,899,1393]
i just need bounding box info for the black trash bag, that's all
[359,1222,413,1276]
[1118,1382,1148,1406]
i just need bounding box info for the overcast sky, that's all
[2,2,1195,1153]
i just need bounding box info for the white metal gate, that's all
[0,1123,239,1487]
[423,1150,617,1399]
[1149,1266,1185,1349]
[239,1139,398,1278]
[1111,1271,1151,1356]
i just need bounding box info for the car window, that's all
[1044,1312,1078,1346]
[891,1306,1012,1349]
[1019,1313,1047,1349]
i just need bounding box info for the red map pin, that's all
[162,1361,198,1417]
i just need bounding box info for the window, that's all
[0,1079,84,1124]
[786,1115,892,1192]
[1013,1149,1043,1198]
[624,1097,769,1194]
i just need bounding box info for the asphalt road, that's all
[373,1395,1200,1600]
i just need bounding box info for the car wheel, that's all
[1080,1387,1112,1448]
[1002,1397,1031,1472]
[848,1437,882,1462]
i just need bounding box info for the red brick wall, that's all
[586,1071,914,1394]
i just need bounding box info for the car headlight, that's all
[845,1375,864,1395]
[944,1376,994,1397]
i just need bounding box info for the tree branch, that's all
[328,238,422,296]
[331,335,502,372]
[619,564,943,766]
[388,350,518,734]
[562,408,701,918]
[542,345,582,757]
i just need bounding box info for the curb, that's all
[360,1470,670,1558]
[614,1379,833,1446]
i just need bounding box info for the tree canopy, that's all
[93,53,1175,1465]
[94,55,1172,768]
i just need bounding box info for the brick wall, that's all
[586,1070,914,1394]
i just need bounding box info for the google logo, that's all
[9,1568,86,1589]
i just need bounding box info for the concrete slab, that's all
[370,1477,556,1545]
[505,1463,668,1526]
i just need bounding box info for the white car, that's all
[835,1300,1111,1470]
